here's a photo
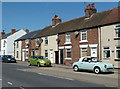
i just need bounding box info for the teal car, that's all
[72,56,114,74]
[28,56,51,67]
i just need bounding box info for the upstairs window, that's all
[45,37,48,45]
[65,33,71,43]
[16,41,19,48]
[3,40,6,47]
[103,47,110,59]
[81,31,87,41]
[16,51,19,58]
[115,24,120,38]
[25,39,29,48]
[35,39,40,46]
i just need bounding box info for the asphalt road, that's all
[1,62,109,88]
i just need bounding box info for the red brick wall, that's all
[58,28,99,65]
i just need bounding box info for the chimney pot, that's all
[11,29,16,34]
[25,29,29,33]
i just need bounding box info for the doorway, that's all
[60,49,64,64]
[55,51,59,64]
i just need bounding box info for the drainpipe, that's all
[99,27,102,60]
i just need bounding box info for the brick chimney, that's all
[85,3,97,17]
[25,29,29,33]
[52,15,62,26]
[1,30,5,37]
[11,29,16,34]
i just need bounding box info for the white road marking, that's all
[7,82,13,85]
[0,79,2,81]
[38,73,74,81]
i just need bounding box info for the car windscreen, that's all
[4,55,13,58]
[37,56,44,59]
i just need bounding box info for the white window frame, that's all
[25,39,29,48]
[35,39,40,46]
[65,33,71,44]
[45,37,48,45]
[26,51,29,58]
[80,30,88,43]
[65,48,72,60]
[45,50,48,58]
[81,48,87,57]
[115,46,120,59]
[35,49,39,56]
[16,41,19,48]
[103,47,110,59]
[115,24,120,38]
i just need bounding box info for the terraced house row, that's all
[1,4,120,68]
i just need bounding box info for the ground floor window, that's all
[66,49,71,58]
[36,50,39,56]
[81,48,87,57]
[16,51,19,58]
[103,47,110,58]
[116,47,120,59]
[26,51,29,57]
[45,50,48,58]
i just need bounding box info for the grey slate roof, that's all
[15,30,41,41]
[1,33,11,39]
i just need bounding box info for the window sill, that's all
[103,58,111,59]
[114,58,120,61]
[114,37,120,40]
[79,40,88,43]
[64,58,72,60]
[64,42,71,44]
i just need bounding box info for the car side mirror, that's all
[88,60,91,63]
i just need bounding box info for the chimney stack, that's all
[25,29,29,33]
[85,3,97,17]
[1,30,5,37]
[11,29,16,34]
[52,15,62,26]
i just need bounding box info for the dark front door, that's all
[60,49,64,64]
[55,51,59,64]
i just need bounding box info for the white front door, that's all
[50,49,53,63]
[91,47,97,57]
[22,50,25,61]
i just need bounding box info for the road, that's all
[1,62,120,88]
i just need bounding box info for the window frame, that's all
[115,46,120,59]
[66,48,71,58]
[81,48,87,57]
[45,37,48,45]
[103,47,110,59]
[65,33,71,44]
[45,50,48,58]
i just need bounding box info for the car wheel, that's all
[94,67,100,74]
[28,62,31,66]
[37,62,41,67]
[73,65,79,72]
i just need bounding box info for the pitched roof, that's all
[16,30,41,41]
[1,33,11,39]
[34,6,120,38]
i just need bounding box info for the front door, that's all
[60,49,64,64]
[55,51,59,64]
[91,47,97,57]
[22,50,25,61]
[50,49,53,63]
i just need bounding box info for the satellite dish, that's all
[74,31,79,35]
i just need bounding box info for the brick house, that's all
[49,4,120,66]
[15,30,41,61]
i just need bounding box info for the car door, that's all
[80,57,93,70]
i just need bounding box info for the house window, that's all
[115,24,120,38]
[116,47,120,59]
[35,49,39,56]
[45,50,48,58]
[66,49,71,58]
[35,39,40,46]
[3,40,6,47]
[81,48,87,57]
[45,37,48,45]
[16,41,19,48]
[66,33,71,43]
[81,31,87,41]
[25,40,29,48]
[26,51,29,57]
[103,47,110,58]
[16,51,19,58]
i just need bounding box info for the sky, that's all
[2,2,119,33]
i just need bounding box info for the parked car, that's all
[2,55,16,63]
[72,56,114,74]
[0,55,3,62]
[28,56,51,67]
